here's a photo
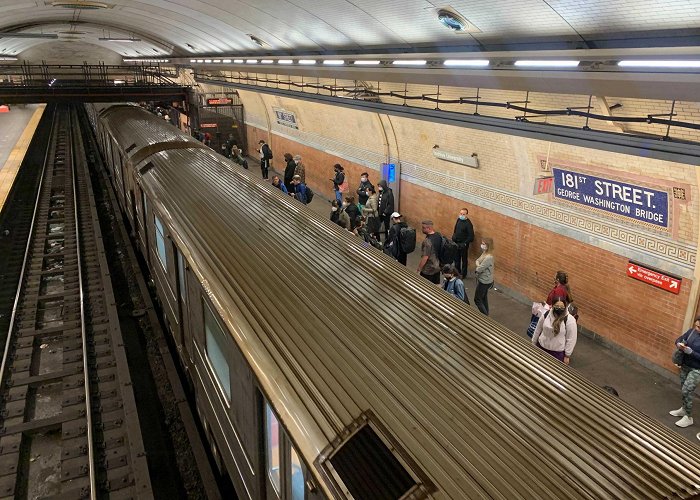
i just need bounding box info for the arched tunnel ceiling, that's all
[1,0,700,60]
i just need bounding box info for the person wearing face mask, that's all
[293,154,305,184]
[546,270,573,306]
[442,265,468,303]
[343,196,360,230]
[361,185,379,236]
[670,318,700,428]
[331,164,347,204]
[474,238,494,315]
[452,208,475,277]
[330,199,350,230]
[376,180,395,242]
[283,153,296,192]
[531,297,577,364]
[356,172,373,208]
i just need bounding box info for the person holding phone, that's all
[670,317,700,428]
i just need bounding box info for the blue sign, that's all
[552,168,668,227]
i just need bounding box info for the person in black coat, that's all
[452,207,475,276]
[384,212,408,265]
[376,179,394,241]
[356,172,373,207]
[283,153,296,192]
[258,139,273,180]
[343,196,360,230]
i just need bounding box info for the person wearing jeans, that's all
[670,317,700,428]
[474,237,494,315]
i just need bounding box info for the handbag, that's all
[339,181,349,193]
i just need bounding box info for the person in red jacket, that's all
[546,271,572,305]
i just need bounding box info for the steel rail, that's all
[0,109,56,387]
[70,109,97,500]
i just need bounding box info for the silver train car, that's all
[87,103,700,500]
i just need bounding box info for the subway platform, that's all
[265,166,699,444]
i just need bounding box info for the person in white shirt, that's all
[531,297,577,364]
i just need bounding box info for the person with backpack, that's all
[354,216,383,250]
[258,139,273,180]
[474,237,494,315]
[417,220,442,284]
[442,265,469,304]
[452,208,475,276]
[343,196,360,230]
[291,175,309,204]
[384,212,409,265]
[331,164,347,204]
[271,175,288,194]
[531,297,577,364]
[669,317,700,428]
[376,180,395,242]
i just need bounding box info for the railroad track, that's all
[0,105,152,498]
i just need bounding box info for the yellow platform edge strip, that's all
[0,104,47,212]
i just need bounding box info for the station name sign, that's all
[206,97,232,106]
[432,148,479,168]
[552,168,668,227]
[627,261,681,294]
[273,108,298,129]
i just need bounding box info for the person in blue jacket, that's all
[442,265,468,304]
[670,317,700,428]
[291,175,308,204]
[271,175,288,194]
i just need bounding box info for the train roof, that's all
[102,105,700,499]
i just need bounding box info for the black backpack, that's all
[304,185,314,203]
[399,227,416,254]
[438,235,459,267]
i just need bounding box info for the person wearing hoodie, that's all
[384,212,408,265]
[356,172,373,208]
[376,179,395,242]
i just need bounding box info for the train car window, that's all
[290,446,304,500]
[204,303,231,401]
[154,215,167,269]
[265,402,281,497]
[177,251,187,304]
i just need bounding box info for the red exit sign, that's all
[533,176,553,195]
[206,98,232,105]
[627,261,681,294]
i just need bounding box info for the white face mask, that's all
[361,177,368,182]
[331,207,338,212]
[480,243,488,251]
[342,202,348,208]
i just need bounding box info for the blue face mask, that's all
[459,215,466,220]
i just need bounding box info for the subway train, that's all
[87,103,700,500]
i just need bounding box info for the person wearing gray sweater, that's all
[474,237,494,315]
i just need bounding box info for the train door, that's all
[174,245,192,364]
[263,399,320,500]
[140,189,150,264]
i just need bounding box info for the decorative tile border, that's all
[247,121,697,276]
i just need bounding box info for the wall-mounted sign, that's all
[273,108,298,129]
[206,97,232,106]
[200,123,217,128]
[533,176,553,195]
[432,147,479,168]
[627,261,681,294]
[382,163,396,183]
[552,168,668,227]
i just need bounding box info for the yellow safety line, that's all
[0,104,47,211]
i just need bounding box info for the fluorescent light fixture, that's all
[0,56,18,61]
[204,59,212,63]
[233,59,244,63]
[196,59,204,63]
[260,59,273,64]
[246,59,258,64]
[618,60,700,68]
[213,59,221,63]
[222,59,231,63]
[299,59,316,65]
[124,58,169,63]
[99,37,141,42]
[444,59,489,67]
[190,59,196,63]
[392,60,427,66]
[514,60,579,67]
[0,32,58,39]
[354,60,381,65]
[113,79,125,84]
[323,59,344,65]
[278,59,293,64]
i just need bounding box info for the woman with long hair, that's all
[547,270,573,305]
[531,297,578,364]
[474,237,494,315]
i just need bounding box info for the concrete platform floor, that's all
[260,166,699,445]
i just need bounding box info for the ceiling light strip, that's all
[514,60,579,67]
[618,60,700,68]
[444,59,489,67]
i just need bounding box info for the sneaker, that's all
[670,407,686,417]
[675,416,694,428]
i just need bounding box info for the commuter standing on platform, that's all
[376,180,395,242]
[385,212,408,265]
[417,220,442,284]
[474,237,494,315]
[271,175,288,194]
[259,139,273,180]
[283,153,296,192]
[442,265,468,303]
[344,196,360,230]
[531,297,577,364]
[291,175,308,204]
[357,172,373,208]
[452,208,475,276]
[293,154,305,184]
[361,186,379,236]
[332,164,347,204]
[670,318,700,428]
[547,271,573,305]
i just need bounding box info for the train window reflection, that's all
[265,402,281,496]
[290,446,304,500]
[204,303,231,401]
[154,215,167,268]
